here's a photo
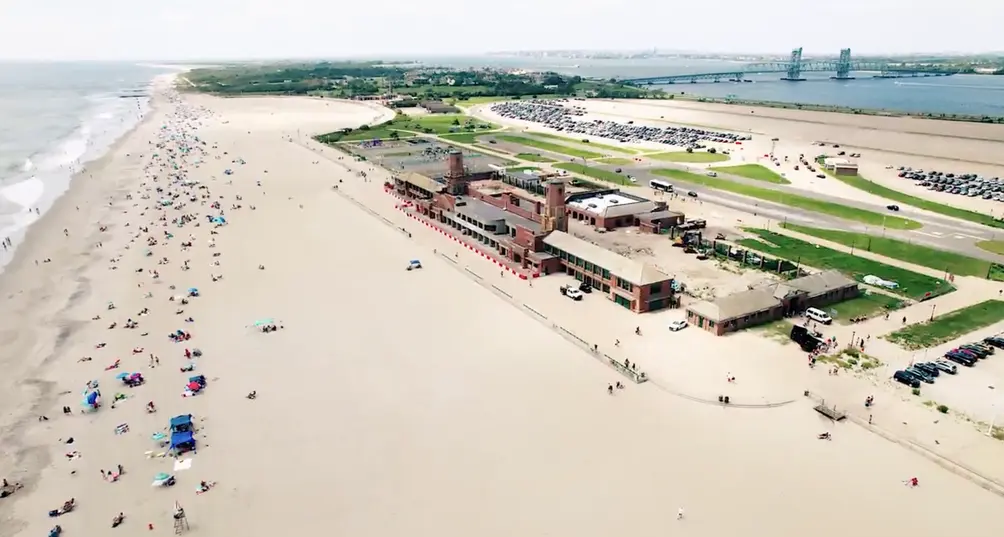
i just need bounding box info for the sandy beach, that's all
[5,80,1004,537]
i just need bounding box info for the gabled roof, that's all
[788,270,858,297]
[543,231,670,286]
[686,289,781,322]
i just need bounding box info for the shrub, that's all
[912,388,921,396]
[937,404,949,414]
[708,147,717,154]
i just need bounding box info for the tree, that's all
[390,131,400,140]
[708,147,716,154]
[451,118,460,126]
[686,147,693,153]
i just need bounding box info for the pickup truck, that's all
[560,286,583,301]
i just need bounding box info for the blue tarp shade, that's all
[170,414,193,432]
[170,431,195,451]
[85,391,99,405]
[211,216,226,224]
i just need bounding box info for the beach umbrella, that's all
[187,382,201,391]
[252,318,274,327]
[115,372,131,380]
[188,288,198,294]
[85,391,99,405]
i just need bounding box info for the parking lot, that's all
[896,166,1004,203]
[490,100,751,149]
[341,139,512,176]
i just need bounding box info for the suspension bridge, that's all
[623,48,958,85]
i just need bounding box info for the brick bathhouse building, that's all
[686,270,860,335]
[390,151,676,313]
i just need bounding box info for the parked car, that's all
[968,342,995,354]
[912,362,940,377]
[668,320,688,332]
[960,344,990,358]
[893,370,921,388]
[932,361,957,375]
[816,174,826,179]
[578,281,592,294]
[560,286,583,301]
[983,336,1004,348]
[687,191,698,198]
[906,367,934,384]
[944,351,976,366]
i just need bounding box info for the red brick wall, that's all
[467,191,542,223]
[513,226,537,250]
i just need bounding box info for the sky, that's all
[0,0,1001,61]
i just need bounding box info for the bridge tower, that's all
[781,47,806,81]
[832,48,854,80]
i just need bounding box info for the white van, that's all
[805,307,832,325]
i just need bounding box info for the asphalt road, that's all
[613,163,1004,263]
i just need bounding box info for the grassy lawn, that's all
[318,114,496,143]
[710,164,790,185]
[439,132,480,143]
[398,85,493,96]
[647,151,729,163]
[977,240,1004,255]
[885,300,1004,349]
[526,132,637,154]
[737,229,954,300]
[816,161,1004,229]
[652,168,922,230]
[517,153,557,163]
[595,157,634,165]
[829,292,905,324]
[553,163,633,186]
[781,222,994,278]
[494,135,605,159]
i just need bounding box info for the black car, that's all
[968,342,995,355]
[944,351,976,366]
[906,367,934,384]
[886,204,900,211]
[983,336,1004,348]
[578,281,593,294]
[893,370,921,388]
[912,362,940,377]
[687,191,698,198]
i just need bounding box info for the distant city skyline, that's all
[0,0,1001,61]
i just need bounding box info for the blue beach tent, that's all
[169,431,196,453]
[169,414,193,433]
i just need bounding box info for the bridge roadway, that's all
[601,162,1004,263]
[624,62,956,84]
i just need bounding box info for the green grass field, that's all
[438,132,480,143]
[710,164,790,185]
[595,157,634,165]
[817,161,1004,229]
[885,300,1004,349]
[494,135,605,159]
[647,151,729,163]
[318,114,496,143]
[781,223,995,278]
[517,153,557,163]
[977,240,1004,255]
[829,293,905,324]
[737,229,953,300]
[553,163,633,185]
[527,132,637,154]
[652,168,922,230]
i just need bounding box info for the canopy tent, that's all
[211,216,226,225]
[170,431,196,453]
[252,318,275,327]
[169,414,193,433]
[115,372,131,380]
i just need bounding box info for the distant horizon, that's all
[3,48,1004,65]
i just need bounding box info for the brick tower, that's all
[444,150,465,195]
[542,179,567,233]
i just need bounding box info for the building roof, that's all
[638,209,685,222]
[686,288,781,323]
[566,190,658,219]
[399,172,444,194]
[543,231,670,286]
[787,270,857,297]
[455,196,541,233]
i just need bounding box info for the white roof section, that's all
[566,192,657,219]
[543,231,670,286]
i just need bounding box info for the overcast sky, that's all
[1,0,1001,61]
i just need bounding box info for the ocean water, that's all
[423,56,1004,117]
[0,62,168,263]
